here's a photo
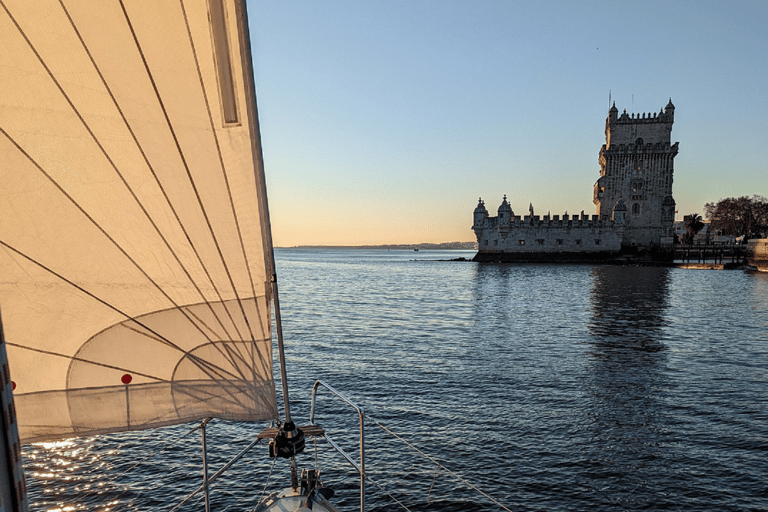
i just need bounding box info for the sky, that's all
[246,0,768,247]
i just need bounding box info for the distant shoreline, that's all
[276,242,477,250]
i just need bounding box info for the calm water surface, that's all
[24,249,768,511]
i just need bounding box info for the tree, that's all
[682,213,705,244]
[704,195,768,239]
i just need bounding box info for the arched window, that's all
[635,137,644,147]
[632,203,640,214]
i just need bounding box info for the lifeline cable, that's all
[366,415,515,512]
[252,456,279,512]
[75,421,201,505]
[167,433,265,512]
[364,473,413,512]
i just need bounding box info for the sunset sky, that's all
[247,0,767,247]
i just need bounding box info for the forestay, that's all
[0,0,279,444]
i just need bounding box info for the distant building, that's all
[473,100,679,262]
[674,219,736,244]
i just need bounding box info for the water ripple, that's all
[25,250,768,511]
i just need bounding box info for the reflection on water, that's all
[582,267,673,509]
[23,252,768,512]
[588,266,670,350]
[25,438,120,512]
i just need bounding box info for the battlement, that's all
[612,109,673,125]
[605,100,676,148]
[501,213,607,226]
[475,212,620,230]
[472,196,626,257]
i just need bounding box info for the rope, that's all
[254,455,278,511]
[427,463,440,503]
[366,415,514,512]
[364,473,413,512]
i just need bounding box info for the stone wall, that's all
[473,204,626,262]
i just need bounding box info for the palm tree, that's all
[683,213,705,244]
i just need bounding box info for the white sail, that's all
[0,0,279,444]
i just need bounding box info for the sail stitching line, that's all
[175,0,263,377]
[52,0,249,364]
[0,3,243,384]
[0,239,241,384]
[55,0,263,389]
[178,0,264,364]
[0,131,235,385]
[177,0,271,386]
[7,341,252,413]
[5,343,166,383]
[116,0,249,346]
[120,323,257,384]
[117,0,257,378]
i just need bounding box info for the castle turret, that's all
[473,198,488,228]
[609,102,618,123]
[472,198,489,243]
[497,195,513,228]
[665,98,675,120]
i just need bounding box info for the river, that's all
[24,249,768,511]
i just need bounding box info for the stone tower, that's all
[593,100,678,246]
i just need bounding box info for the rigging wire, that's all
[74,421,202,504]
[166,430,265,512]
[252,456,279,512]
[364,474,413,512]
[366,415,515,512]
[427,463,440,503]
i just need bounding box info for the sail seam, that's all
[117,0,255,374]
[6,343,166,383]
[178,0,263,347]
[0,0,243,382]
[0,239,242,383]
[54,0,254,377]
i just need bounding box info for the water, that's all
[24,249,768,511]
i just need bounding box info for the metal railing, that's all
[309,380,366,512]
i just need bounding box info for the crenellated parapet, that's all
[472,196,628,259]
[612,108,674,125]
